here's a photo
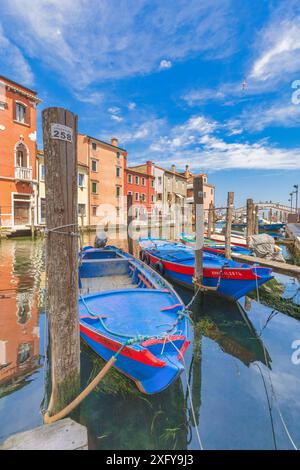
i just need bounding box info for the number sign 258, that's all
[51,123,73,143]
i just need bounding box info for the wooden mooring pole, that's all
[193,176,204,291]
[127,194,133,255]
[224,192,234,259]
[246,198,254,243]
[43,107,80,418]
[254,205,259,234]
[207,201,214,239]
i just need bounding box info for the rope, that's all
[167,337,204,450]
[252,266,298,450]
[45,223,80,237]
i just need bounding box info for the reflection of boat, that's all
[139,239,273,301]
[79,246,190,394]
[191,294,272,368]
[79,342,188,450]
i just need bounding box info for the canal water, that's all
[0,236,299,450]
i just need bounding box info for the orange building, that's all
[0,76,41,229]
[77,135,127,226]
[183,165,215,221]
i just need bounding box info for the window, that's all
[16,103,26,123]
[128,174,132,183]
[116,152,120,159]
[78,173,85,187]
[141,193,146,202]
[92,142,97,151]
[0,101,6,110]
[116,186,121,198]
[40,164,45,181]
[158,176,162,185]
[17,149,25,167]
[211,188,214,195]
[78,204,86,216]
[204,192,206,198]
[142,177,145,186]
[92,206,98,216]
[116,167,121,178]
[92,182,98,194]
[135,176,139,185]
[151,180,154,188]
[151,195,155,203]
[91,159,97,172]
[127,191,132,196]
[135,192,139,202]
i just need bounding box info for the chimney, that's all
[185,164,190,178]
[171,164,176,173]
[146,160,153,175]
[111,137,118,147]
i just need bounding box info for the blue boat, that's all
[78,246,190,394]
[139,239,273,301]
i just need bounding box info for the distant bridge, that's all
[234,202,293,215]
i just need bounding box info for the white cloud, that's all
[247,2,300,89]
[0,0,238,91]
[0,25,34,86]
[159,59,172,70]
[110,114,123,123]
[108,106,121,114]
[128,102,136,110]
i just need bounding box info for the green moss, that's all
[249,278,300,320]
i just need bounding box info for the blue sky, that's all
[1,0,300,206]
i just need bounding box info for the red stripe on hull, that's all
[148,253,260,280]
[80,323,166,368]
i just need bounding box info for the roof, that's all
[126,167,154,178]
[80,133,127,153]
[0,75,41,103]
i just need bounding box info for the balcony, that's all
[15,166,33,181]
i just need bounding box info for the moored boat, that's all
[139,239,273,301]
[180,233,252,256]
[78,246,190,394]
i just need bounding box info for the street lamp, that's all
[293,184,299,215]
[289,192,293,212]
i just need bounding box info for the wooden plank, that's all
[224,192,234,259]
[231,253,300,280]
[0,418,88,450]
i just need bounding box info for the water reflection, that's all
[0,237,299,449]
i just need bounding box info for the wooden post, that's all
[127,194,133,254]
[207,201,214,239]
[246,198,254,243]
[31,205,35,240]
[147,211,152,238]
[225,192,234,259]
[254,205,259,234]
[43,107,80,417]
[193,176,204,288]
[159,211,163,239]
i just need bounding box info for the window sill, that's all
[13,120,30,127]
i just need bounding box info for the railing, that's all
[15,166,32,181]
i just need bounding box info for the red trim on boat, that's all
[160,303,182,311]
[138,273,153,288]
[141,334,186,347]
[80,323,166,367]
[148,253,262,280]
[178,340,190,360]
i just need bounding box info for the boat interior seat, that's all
[79,258,130,278]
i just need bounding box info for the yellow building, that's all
[36,150,89,226]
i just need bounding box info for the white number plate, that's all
[51,123,73,143]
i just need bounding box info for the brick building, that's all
[0,76,41,229]
[125,161,155,217]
